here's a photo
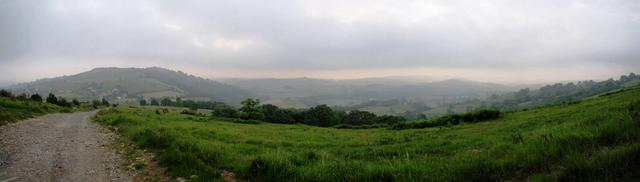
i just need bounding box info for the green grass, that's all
[93,87,640,181]
[0,97,65,126]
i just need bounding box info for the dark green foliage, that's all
[101,98,109,106]
[139,99,147,106]
[46,93,58,104]
[72,98,80,106]
[239,98,264,120]
[391,109,501,130]
[373,115,406,124]
[56,97,72,107]
[150,98,159,106]
[630,101,640,125]
[15,93,27,100]
[261,104,295,124]
[303,104,338,127]
[160,98,172,106]
[0,89,11,97]
[211,102,237,118]
[342,110,376,125]
[92,99,102,108]
[30,93,43,102]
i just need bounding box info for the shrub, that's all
[46,93,58,104]
[30,93,43,102]
[180,109,197,115]
[0,89,12,97]
[391,109,501,130]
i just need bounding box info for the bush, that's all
[30,93,43,102]
[342,110,376,125]
[391,109,501,130]
[0,89,12,97]
[180,109,197,115]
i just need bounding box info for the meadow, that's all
[0,96,65,126]
[93,87,640,181]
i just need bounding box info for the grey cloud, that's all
[1,0,639,77]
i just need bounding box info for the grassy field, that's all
[0,97,65,126]
[93,87,640,181]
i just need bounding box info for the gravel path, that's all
[0,111,133,182]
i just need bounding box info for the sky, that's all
[1,0,639,84]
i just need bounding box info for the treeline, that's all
[391,109,501,130]
[0,89,109,108]
[487,72,640,109]
[140,97,406,127]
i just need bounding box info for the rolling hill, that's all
[8,67,254,104]
[93,85,640,181]
[221,77,526,116]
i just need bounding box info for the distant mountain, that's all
[9,67,254,104]
[220,77,525,116]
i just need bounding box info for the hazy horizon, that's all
[2,0,639,84]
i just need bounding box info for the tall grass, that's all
[94,88,640,181]
[0,97,64,126]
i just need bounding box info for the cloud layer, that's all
[1,0,639,82]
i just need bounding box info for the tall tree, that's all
[239,98,263,120]
[303,104,338,127]
[261,104,295,123]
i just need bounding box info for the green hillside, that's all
[94,86,640,181]
[0,96,65,126]
[9,67,253,104]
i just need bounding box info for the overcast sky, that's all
[1,0,639,84]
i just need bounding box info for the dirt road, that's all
[0,111,133,182]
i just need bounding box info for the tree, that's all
[16,93,28,100]
[303,104,338,127]
[139,99,148,106]
[0,89,11,97]
[211,102,237,118]
[30,93,43,102]
[56,97,72,107]
[239,98,263,120]
[101,98,109,106]
[373,115,406,124]
[72,98,80,106]
[150,98,159,106]
[261,104,295,123]
[161,98,172,106]
[92,100,101,108]
[181,100,197,110]
[0,89,13,97]
[46,93,58,104]
[175,97,183,107]
[342,110,376,125]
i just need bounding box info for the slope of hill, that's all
[9,67,254,104]
[93,86,640,181]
